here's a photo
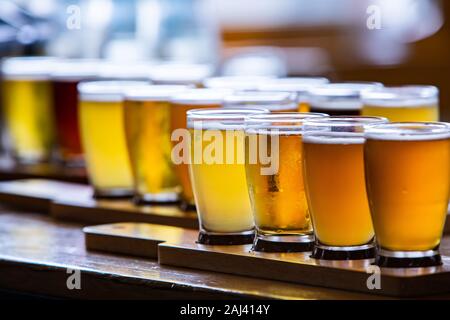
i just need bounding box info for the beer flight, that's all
[1,56,448,269]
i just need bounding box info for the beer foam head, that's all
[78,81,150,102]
[124,85,190,101]
[2,56,60,80]
[97,61,155,80]
[50,59,100,81]
[361,85,438,108]
[302,134,366,145]
[203,76,274,90]
[224,90,298,111]
[171,88,233,105]
[258,77,329,93]
[365,122,450,141]
[150,63,213,85]
[187,107,269,130]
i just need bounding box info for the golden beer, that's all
[1,57,57,163]
[303,116,387,259]
[124,85,188,203]
[78,81,149,197]
[361,85,439,121]
[245,113,328,251]
[187,108,268,244]
[365,122,450,267]
[224,91,298,112]
[170,89,230,208]
[308,82,383,116]
[258,77,329,112]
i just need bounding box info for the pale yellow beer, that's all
[1,57,57,163]
[303,116,387,257]
[224,90,298,112]
[170,89,230,207]
[365,123,449,262]
[245,113,328,247]
[78,81,149,197]
[124,85,188,203]
[361,85,439,121]
[187,108,268,243]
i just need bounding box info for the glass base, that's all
[253,233,314,253]
[312,242,376,260]
[197,230,255,245]
[133,192,179,205]
[179,200,196,212]
[93,188,133,199]
[375,248,442,268]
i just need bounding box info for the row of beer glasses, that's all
[187,107,449,267]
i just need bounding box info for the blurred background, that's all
[0,0,449,120]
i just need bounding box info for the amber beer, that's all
[365,122,450,267]
[78,81,149,197]
[187,108,268,245]
[361,85,439,121]
[224,91,298,112]
[1,57,58,163]
[308,82,383,116]
[245,112,328,252]
[124,85,188,203]
[258,77,329,112]
[303,116,387,259]
[170,89,230,209]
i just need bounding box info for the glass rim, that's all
[78,80,150,102]
[303,115,388,127]
[365,122,450,141]
[170,88,233,105]
[203,75,274,90]
[245,112,328,123]
[187,107,269,120]
[50,59,101,80]
[308,82,384,98]
[257,77,329,93]
[1,56,60,80]
[149,63,213,84]
[224,90,297,104]
[361,85,438,107]
[124,84,190,101]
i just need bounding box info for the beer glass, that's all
[187,108,269,245]
[361,85,439,121]
[303,116,388,259]
[203,76,274,91]
[150,63,213,86]
[51,60,99,165]
[170,88,231,210]
[224,91,298,112]
[1,57,58,163]
[308,82,383,116]
[365,122,450,267]
[124,85,189,203]
[258,77,329,112]
[245,112,328,252]
[78,81,149,198]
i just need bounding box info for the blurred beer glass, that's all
[258,77,329,112]
[78,81,149,198]
[150,63,213,86]
[1,57,58,163]
[224,91,298,112]
[187,108,268,245]
[203,76,274,91]
[303,116,387,260]
[170,88,231,210]
[245,112,328,252]
[308,82,383,116]
[361,85,439,121]
[365,122,449,267]
[124,85,189,204]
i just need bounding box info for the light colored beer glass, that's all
[1,57,58,163]
[124,85,189,204]
[203,76,274,91]
[361,85,439,121]
[187,108,269,245]
[365,122,450,267]
[170,88,231,210]
[245,112,329,252]
[308,82,383,116]
[78,81,149,198]
[303,116,388,260]
[258,77,329,112]
[224,91,298,112]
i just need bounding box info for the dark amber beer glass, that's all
[124,85,188,203]
[187,108,268,245]
[170,89,230,210]
[365,122,450,267]
[361,85,439,121]
[308,82,383,116]
[245,112,328,252]
[1,57,58,163]
[258,77,329,112]
[224,91,298,112]
[303,116,387,259]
